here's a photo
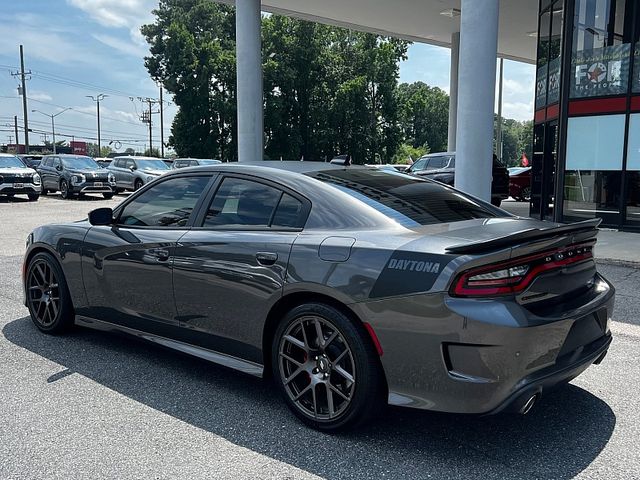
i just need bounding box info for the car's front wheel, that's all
[272,303,385,431]
[25,252,74,334]
[27,194,39,201]
[60,180,72,199]
[103,192,114,199]
[134,179,143,191]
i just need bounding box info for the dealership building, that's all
[228,0,640,229]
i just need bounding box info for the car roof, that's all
[113,156,164,160]
[0,153,20,157]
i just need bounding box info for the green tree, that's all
[142,0,237,160]
[396,82,449,153]
[144,147,161,157]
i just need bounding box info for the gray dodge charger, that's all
[23,162,614,431]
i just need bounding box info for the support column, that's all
[448,31,460,152]
[236,0,263,162]
[455,0,499,202]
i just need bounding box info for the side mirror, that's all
[55,165,62,171]
[129,165,136,171]
[88,207,114,226]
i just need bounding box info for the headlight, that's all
[33,173,41,185]
[108,173,116,183]
[71,174,85,185]
[146,175,154,182]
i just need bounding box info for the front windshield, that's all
[62,156,100,169]
[136,159,170,171]
[0,156,27,168]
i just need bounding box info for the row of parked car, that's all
[0,153,222,201]
[1,151,531,204]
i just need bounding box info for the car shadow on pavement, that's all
[3,316,616,480]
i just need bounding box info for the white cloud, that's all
[93,33,149,58]
[503,101,534,122]
[67,0,156,47]
[29,90,53,102]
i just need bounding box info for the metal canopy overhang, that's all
[217,0,538,63]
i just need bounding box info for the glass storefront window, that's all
[564,114,626,219]
[571,0,631,98]
[536,10,552,109]
[626,115,640,225]
[535,2,564,110]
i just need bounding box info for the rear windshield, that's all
[306,168,499,227]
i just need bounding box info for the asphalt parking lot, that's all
[1,194,639,479]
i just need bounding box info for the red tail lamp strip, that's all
[451,245,593,297]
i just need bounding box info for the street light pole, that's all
[32,108,71,154]
[86,94,107,156]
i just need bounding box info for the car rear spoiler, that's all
[445,218,601,254]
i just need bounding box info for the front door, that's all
[81,174,213,335]
[172,175,308,363]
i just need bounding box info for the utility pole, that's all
[159,86,164,158]
[11,45,31,153]
[86,94,107,156]
[14,116,19,153]
[137,97,160,157]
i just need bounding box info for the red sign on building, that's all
[70,141,87,155]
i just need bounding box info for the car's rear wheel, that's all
[272,303,384,431]
[27,194,39,201]
[134,179,143,191]
[41,188,48,195]
[60,180,72,199]
[103,192,114,199]
[25,252,74,334]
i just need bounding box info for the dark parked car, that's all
[18,155,43,169]
[95,157,112,169]
[107,156,170,192]
[37,154,116,199]
[24,163,613,431]
[172,158,222,169]
[509,166,532,201]
[407,152,509,206]
[0,153,41,201]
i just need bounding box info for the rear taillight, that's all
[451,244,594,297]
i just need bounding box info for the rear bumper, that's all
[353,273,614,414]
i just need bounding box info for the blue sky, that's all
[0,1,535,152]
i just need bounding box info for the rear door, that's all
[172,174,309,362]
[81,173,214,334]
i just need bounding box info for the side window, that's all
[190,161,199,166]
[43,158,51,167]
[426,157,445,169]
[125,159,135,169]
[272,193,304,228]
[203,177,282,228]
[118,176,210,227]
[52,158,61,168]
[411,158,427,172]
[114,159,123,168]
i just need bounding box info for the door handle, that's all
[256,252,278,266]
[149,248,170,261]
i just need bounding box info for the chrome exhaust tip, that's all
[519,394,538,415]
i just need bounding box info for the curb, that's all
[596,258,640,269]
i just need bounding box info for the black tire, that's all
[60,180,72,199]
[272,303,385,432]
[134,179,143,191]
[41,189,48,195]
[103,192,114,199]
[25,252,74,334]
[28,194,39,202]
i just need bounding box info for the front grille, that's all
[0,173,35,184]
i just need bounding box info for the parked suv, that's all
[407,152,509,207]
[108,156,170,192]
[172,158,222,169]
[37,154,116,199]
[0,153,41,201]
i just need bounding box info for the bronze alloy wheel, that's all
[26,253,73,333]
[278,315,356,421]
[27,258,61,328]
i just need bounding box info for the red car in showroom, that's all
[509,167,531,202]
